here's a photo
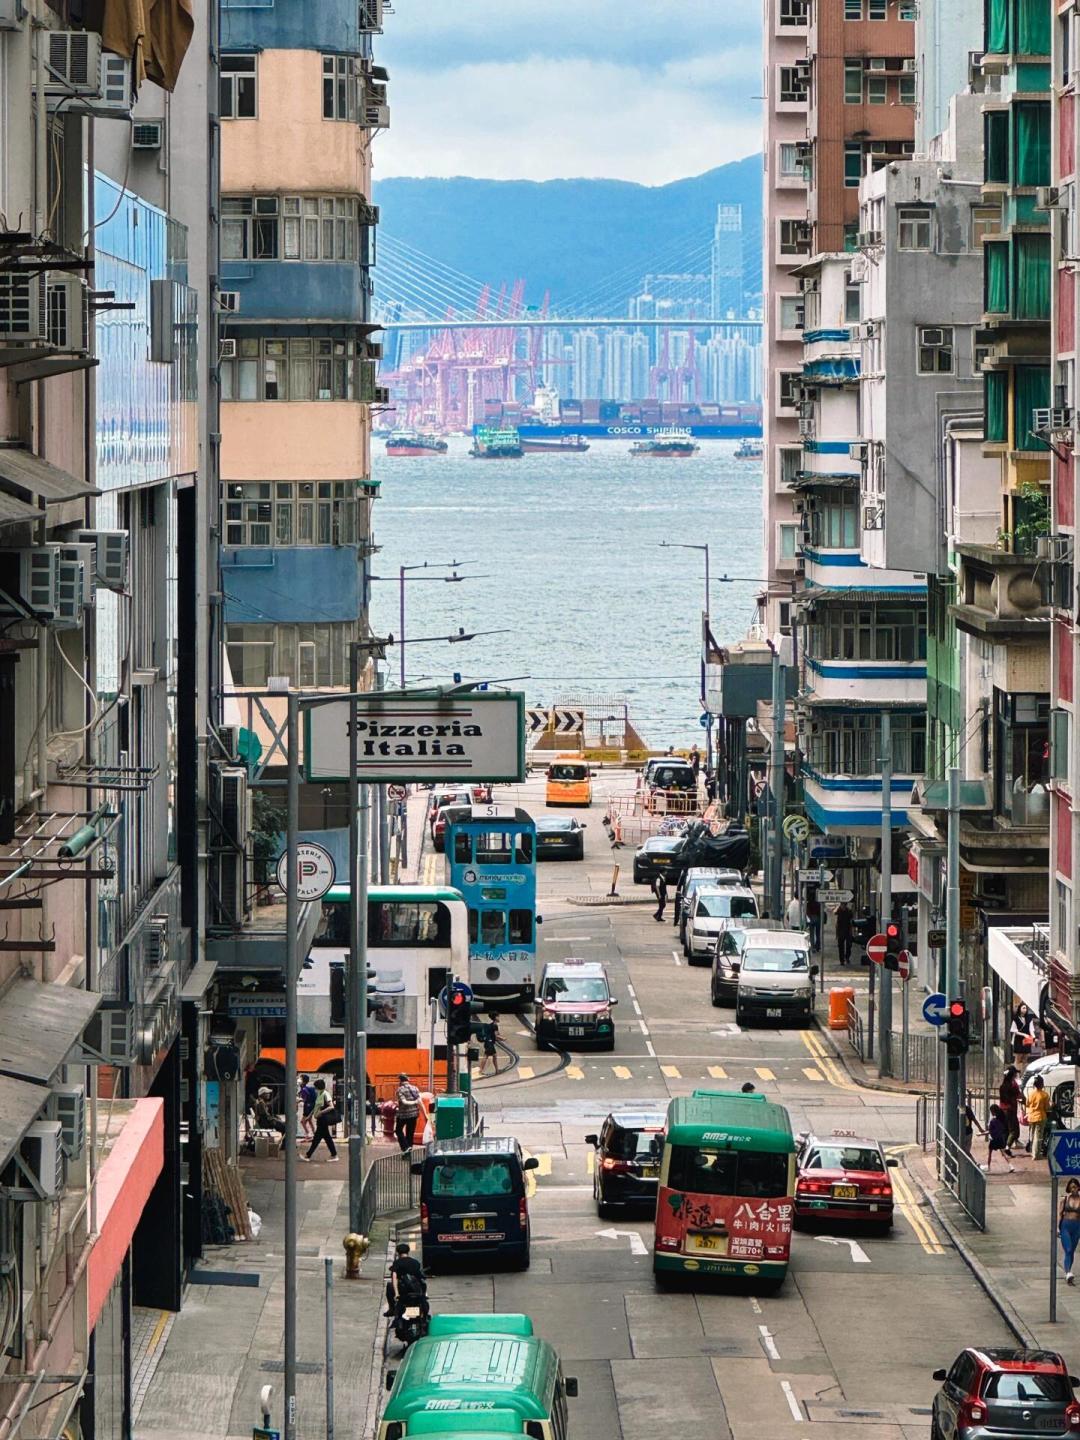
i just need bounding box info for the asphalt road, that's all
[417,770,1014,1440]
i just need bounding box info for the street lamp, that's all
[390,559,479,687]
[659,541,712,771]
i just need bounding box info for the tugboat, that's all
[385,430,449,456]
[733,438,763,462]
[470,427,524,459]
[519,434,590,454]
[628,430,699,458]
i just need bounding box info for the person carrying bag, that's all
[303,1078,339,1162]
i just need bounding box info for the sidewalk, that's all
[134,1154,390,1440]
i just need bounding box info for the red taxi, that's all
[429,786,492,851]
[794,1130,897,1230]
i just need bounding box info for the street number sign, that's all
[276,841,335,902]
[866,933,888,965]
[922,992,948,1026]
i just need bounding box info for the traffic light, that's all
[446,984,473,1046]
[945,999,970,1059]
[883,920,903,972]
[852,914,877,948]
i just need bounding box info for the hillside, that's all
[373,156,763,310]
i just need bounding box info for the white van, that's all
[685,885,759,964]
[735,930,818,1025]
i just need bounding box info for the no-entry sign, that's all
[866,933,888,965]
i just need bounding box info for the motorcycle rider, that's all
[384,1241,429,1323]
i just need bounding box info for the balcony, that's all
[951,543,1050,637]
[219,259,372,325]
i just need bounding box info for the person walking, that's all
[1060,1179,1080,1284]
[834,900,853,967]
[651,871,668,923]
[999,1066,1023,1153]
[1026,1074,1052,1159]
[805,892,821,953]
[689,745,701,779]
[785,892,802,931]
[982,1105,1016,1174]
[303,1078,338,1162]
[961,1102,987,1156]
[1010,1002,1037,1063]
[479,1019,499,1078]
[394,1072,422,1153]
[298,1073,316,1140]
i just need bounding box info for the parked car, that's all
[1022,1053,1076,1119]
[735,930,817,1024]
[931,1348,1080,1439]
[585,1111,666,1217]
[685,885,759,962]
[711,921,789,1006]
[647,762,697,793]
[535,816,586,861]
[794,1130,896,1231]
[429,786,492,850]
[632,835,684,885]
[413,1136,538,1272]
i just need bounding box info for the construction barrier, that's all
[829,986,855,1031]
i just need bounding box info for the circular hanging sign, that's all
[276,841,336,902]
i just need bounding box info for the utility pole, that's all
[878,712,893,1077]
[284,693,299,1440]
[769,644,785,918]
[347,645,372,1233]
[374,665,390,884]
[944,764,962,1146]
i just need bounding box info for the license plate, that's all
[833,1184,858,1199]
[688,1232,726,1254]
[767,1008,782,1018]
[568,1027,586,1037]
[548,839,566,845]
[462,1217,486,1232]
[641,1165,659,1178]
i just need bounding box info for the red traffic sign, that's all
[866,933,888,965]
[897,948,911,982]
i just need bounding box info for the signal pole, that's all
[878,712,893,1077]
[944,765,962,1146]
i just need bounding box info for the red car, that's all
[794,1130,896,1230]
[428,786,492,851]
[932,1347,1080,1439]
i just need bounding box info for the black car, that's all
[585,1111,666,1217]
[633,835,684,885]
[535,816,586,861]
[648,762,696,793]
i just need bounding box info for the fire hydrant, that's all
[343,1232,369,1279]
[379,1100,397,1140]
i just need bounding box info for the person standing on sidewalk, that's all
[999,1067,1022,1153]
[651,872,668,923]
[982,1105,1015,1174]
[1060,1179,1080,1284]
[805,892,821,953]
[303,1079,338,1162]
[1026,1074,1052,1159]
[1010,1003,1037,1063]
[786,892,801,931]
[833,901,854,967]
[394,1072,422,1153]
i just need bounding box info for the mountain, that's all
[373,156,763,312]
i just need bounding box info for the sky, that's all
[374,0,763,184]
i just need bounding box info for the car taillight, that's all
[864,1183,892,1197]
[1067,1401,1080,1429]
[959,1400,986,1426]
[601,1158,629,1172]
[519,1197,527,1227]
[799,1178,828,1193]
[420,1202,429,1234]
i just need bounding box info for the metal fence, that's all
[358,1145,425,1236]
[915,1096,987,1230]
[845,997,865,1061]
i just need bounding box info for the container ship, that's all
[385,430,448,456]
[519,434,590,454]
[478,397,762,440]
[470,427,524,459]
[629,431,699,458]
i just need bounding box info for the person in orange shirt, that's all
[1026,1075,1052,1160]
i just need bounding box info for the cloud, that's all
[375,3,763,181]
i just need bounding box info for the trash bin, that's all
[829,986,854,1031]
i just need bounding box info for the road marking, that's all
[638,1020,651,1038]
[802,1066,824,1082]
[755,1067,775,1081]
[586,1151,595,1175]
[799,1030,860,1093]
[595,1226,647,1256]
[645,1040,656,1058]
[672,949,683,967]
[545,935,591,942]
[422,854,438,884]
[632,999,643,1016]
[535,1153,553,1176]
[707,1065,728,1079]
[758,1325,780,1361]
[613,1065,632,1080]
[748,1296,762,1316]
[516,1065,535,1080]
[712,1023,741,1036]
[816,1235,871,1264]
[661,1064,681,1079]
[147,1309,170,1354]
[565,1065,585,1080]
[890,1168,946,1256]
[627,983,637,998]
[780,1381,802,1422]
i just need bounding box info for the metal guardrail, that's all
[915,1095,932,1149]
[359,1145,425,1235]
[935,1121,987,1230]
[845,996,865,1061]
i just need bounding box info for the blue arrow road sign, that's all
[699,713,710,729]
[1049,1131,1080,1177]
[922,992,948,1027]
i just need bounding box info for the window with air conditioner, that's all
[844,271,862,323]
[779,65,808,102]
[917,325,954,375]
[779,294,804,332]
[322,54,358,121]
[778,142,803,178]
[779,0,808,23]
[779,448,801,486]
[778,371,801,409]
[779,219,810,256]
[223,480,359,547]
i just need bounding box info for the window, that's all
[995,690,1050,822]
[778,371,801,408]
[1056,880,1072,954]
[779,65,808,102]
[779,524,799,559]
[811,604,927,661]
[779,448,801,485]
[666,1147,789,1199]
[322,54,357,120]
[898,206,932,249]
[898,1,917,16]
[971,204,1001,246]
[779,218,809,256]
[223,481,359,547]
[220,336,364,403]
[225,624,275,687]
[480,910,506,946]
[804,711,927,776]
[898,73,916,105]
[221,196,279,260]
[508,910,533,944]
[973,340,991,373]
[844,142,862,187]
[779,294,804,331]
[476,831,512,864]
[844,270,861,323]
[844,0,862,16]
[866,75,887,104]
[779,0,808,22]
[220,53,256,118]
[917,325,954,374]
[844,60,863,102]
[778,142,803,177]
[366,902,451,947]
[221,194,362,263]
[808,494,859,548]
[430,1158,514,1198]
[867,0,886,16]
[1051,709,1071,780]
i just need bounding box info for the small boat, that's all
[470,427,524,459]
[734,438,763,461]
[385,430,449,456]
[629,431,699,458]
[519,434,590,454]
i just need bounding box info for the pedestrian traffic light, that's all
[945,999,970,1058]
[883,921,903,972]
[446,984,473,1046]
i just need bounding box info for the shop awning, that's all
[0,448,99,506]
[0,978,101,1084]
[0,1076,51,1172]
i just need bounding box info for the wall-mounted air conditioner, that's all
[49,1084,86,1160]
[863,505,884,531]
[46,31,103,95]
[219,292,240,313]
[77,530,129,591]
[219,338,238,360]
[56,543,95,612]
[919,326,946,347]
[44,274,86,351]
[0,0,24,30]
[133,119,164,150]
[83,1006,134,1065]
[21,1122,63,1199]
[212,763,250,927]
[143,915,170,968]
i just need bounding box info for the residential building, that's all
[570,329,602,399]
[711,203,745,318]
[914,0,983,152]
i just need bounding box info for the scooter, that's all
[392,1299,430,1349]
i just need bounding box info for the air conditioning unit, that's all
[143,915,170,967]
[212,763,250,927]
[901,58,916,72]
[44,275,86,351]
[20,1122,63,1199]
[1033,406,1076,432]
[99,53,131,112]
[359,201,381,226]
[919,326,946,347]
[863,505,884,530]
[77,529,129,591]
[798,416,816,437]
[794,60,811,80]
[83,1006,134,1065]
[359,0,384,30]
[56,543,95,611]
[219,338,237,360]
[858,229,883,248]
[1036,186,1062,211]
[132,119,164,150]
[0,0,24,30]
[219,291,240,313]
[849,441,869,460]
[0,271,39,341]
[45,30,103,95]
[374,385,390,405]
[214,724,239,761]
[0,546,87,625]
[49,1084,86,1160]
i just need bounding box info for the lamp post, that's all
[387,559,479,688]
[659,541,712,771]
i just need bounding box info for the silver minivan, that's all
[685,885,759,963]
[735,930,818,1025]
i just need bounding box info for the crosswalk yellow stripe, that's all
[565,1064,584,1080]
[707,1065,728,1079]
[586,1151,595,1175]
[535,1153,552,1176]
[661,1064,681,1079]
[755,1067,775,1081]
[613,1065,632,1079]
[516,1066,535,1080]
[422,853,438,885]
[802,1067,824,1082]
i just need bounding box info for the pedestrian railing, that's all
[933,1115,987,1231]
[915,1095,932,1149]
[358,1145,425,1236]
[845,996,866,1061]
